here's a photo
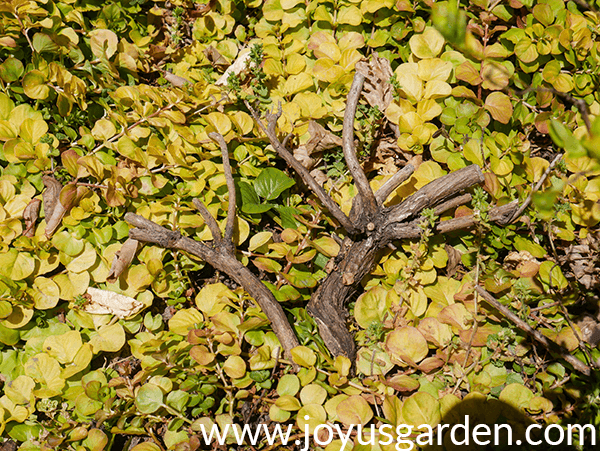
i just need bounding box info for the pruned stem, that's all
[374,164,414,205]
[343,73,378,219]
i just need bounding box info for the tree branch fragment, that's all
[476,286,591,377]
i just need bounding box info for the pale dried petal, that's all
[215,48,251,86]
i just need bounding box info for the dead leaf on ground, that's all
[445,244,462,277]
[84,287,145,318]
[44,183,79,238]
[161,69,191,87]
[562,233,600,290]
[42,175,62,220]
[107,238,140,283]
[355,55,394,112]
[305,121,342,154]
[294,121,342,170]
[23,198,41,237]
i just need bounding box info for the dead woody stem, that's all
[127,67,544,363]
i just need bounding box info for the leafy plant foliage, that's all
[1,0,600,449]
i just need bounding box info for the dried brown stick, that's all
[476,286,591,377]
[192,198,221,242]
[385,164,485,224]
[343,72,378,219]
[209,132,236,248]
[245,101,359,235]
[124,213,301,359]
[374,164,415,205]
[387,201,518,240]
[433,193,472,216]
[508,153,563,223]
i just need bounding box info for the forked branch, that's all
[245,101,360,235]
[209,132,237,249]
[126,134,301,359]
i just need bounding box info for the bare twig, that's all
[90,103,179,156]
[514,86,591,135]
[343,73,379,219]
[572,0,598,13]
[209,132,236,248]
[374,164,414,205]
[192,198,221,242]
[245,101,359,235]
[433,193,472,216]
[476,286,591,377]
[385,165,485,224]
[508,153,563,223]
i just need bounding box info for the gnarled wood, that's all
[125,213,301,358]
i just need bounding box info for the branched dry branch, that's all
[125,212,301,359]
[245,101,359,235]
[476,286,591,377]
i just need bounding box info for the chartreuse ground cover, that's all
[1,0,600,449]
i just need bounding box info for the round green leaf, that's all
[336,395,373,427]
[223,355,246,379]
[354,286,387,329]
[386,327,429,364]
[402,392,441,427]
[136,384,164,414]
[277,374,300,396]
[32,277,60,309]
[89,323,126,353]
[291,346,317,367]
[499,383,534,411]
[300,383,327,406]
[23,70,50,100]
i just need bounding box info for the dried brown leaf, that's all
[23,198,41,237]
[107,238,140,283]
[84,287,144,318]
[355,56,394,112]
[45,184,79,238]
[293,145,315,170]
[305,121,343,154]
[204,46,230,72]
[309,168,328,186]
[445,244,462,278]
[42,175,62,221]
[162,70,191,87]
